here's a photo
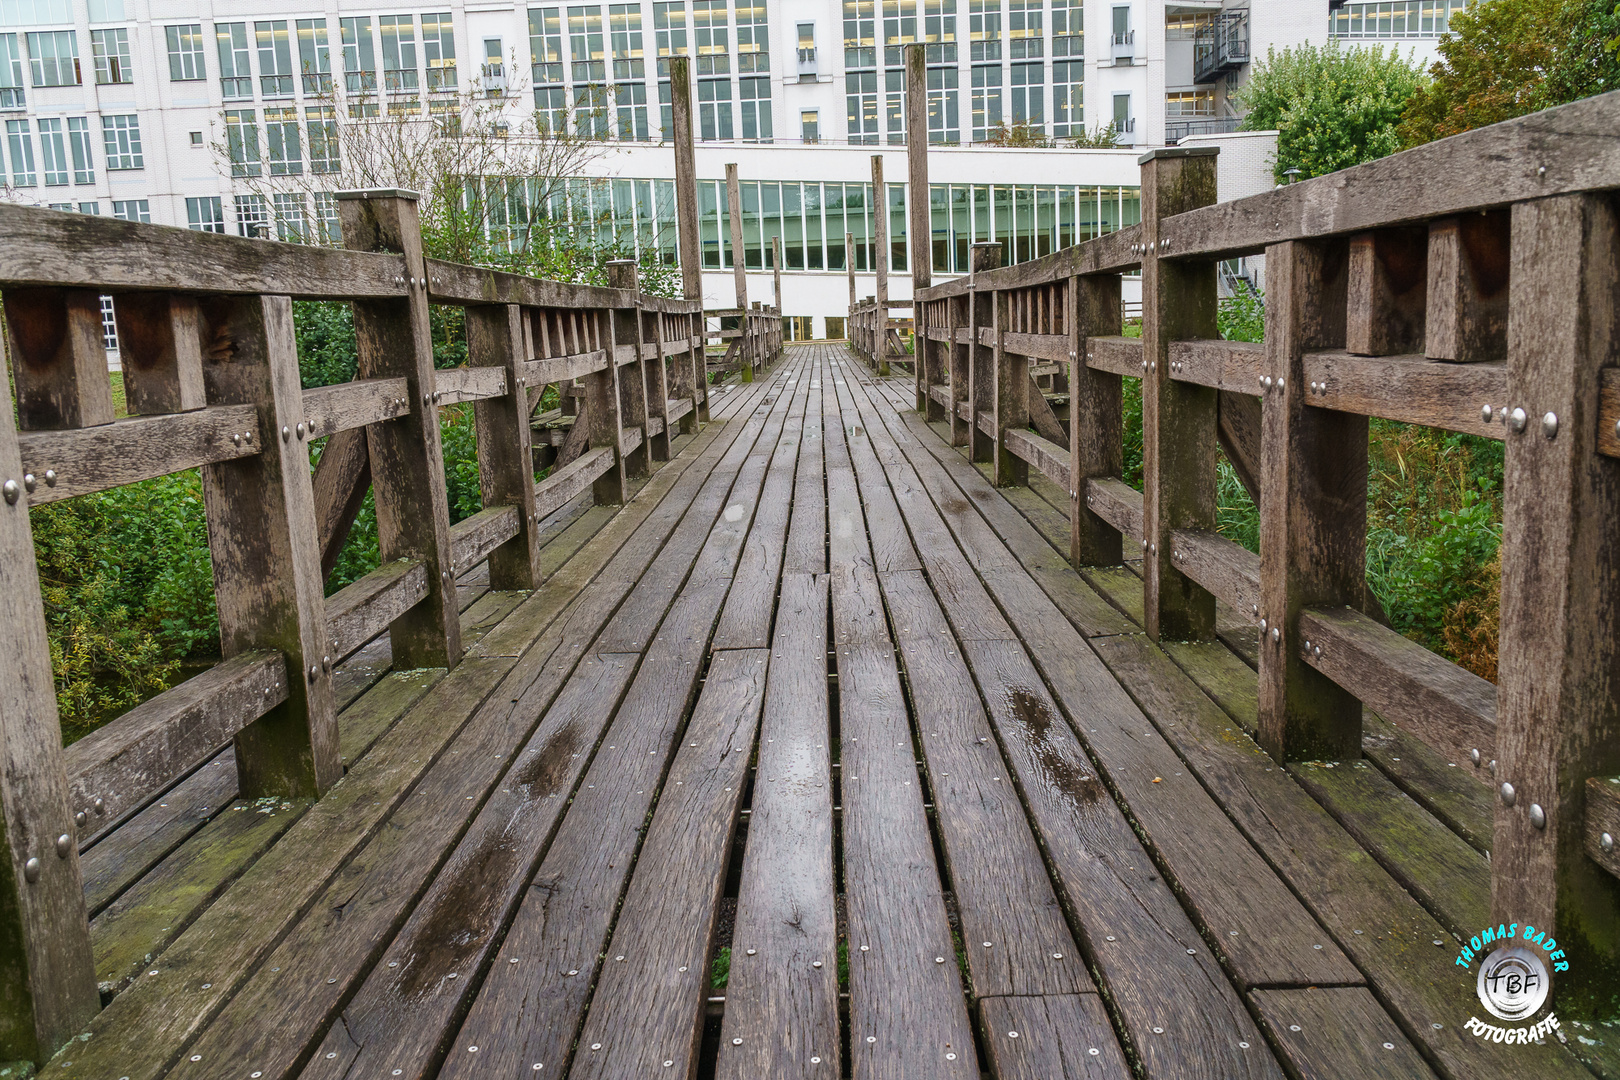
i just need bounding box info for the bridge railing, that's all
[0,188,780,1058]
[913,91,1620,980]
[704,300,784,384]
[848,296,914,376]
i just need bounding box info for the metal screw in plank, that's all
[1471,748,1481,766]
[1482,404,1494,423]
[1529,803,1547,829]
[1501,782,1517,806]
[1508,407,1528,432]
[23,856,40,882]
[1542,412,1559,439]
[1602,832,1614,852]
[44,468,57,485]
[3,479,18,504]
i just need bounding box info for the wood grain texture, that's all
[1028,373,1070,449]
[1585,777,1620,879]
[1070,275,1125,566]
[17,404,261,505]
[310,425,372,579]
[1426,212,1510,364]
[1302,350,1505,438]
[113,293,207,415]
[63,651,285,835]
[1599,366,1620,459]
[522,349,610,385]
[717,573,839,1080]
[1084,477,1143,546]
[1347,228,1428,357]
[1004,428,1069,492]
[1249,988,1439,1080]
[979,995,1131,1080]
[467,304,544,588]
[431,365,507,405]
[1171,529,1259,619]
[447,505,521,573]
[1168,338,1264,393]
[300,376,410,435]
[1085,335,1143,378]
[325,559,430,663]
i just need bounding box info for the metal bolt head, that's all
[1313,645,1321,657]
[1259,618,1268,632]
[1262,376,1272,389]
[1508,407,1528,433]
[232,433,242,446]
[2,479,18,505]
[1140,360,1148,373]
[75,810,86,827]
[1481,404,1494,423]
[282,425,292,442]
[44,469,56,486]
[23,473,35,493]
[1603,832,1615,853]
[1529,803,1547,829]
[296,422,306,439]
[309,664,320,681]
[1470,748,1481,766]
[93,796,103,813]
[23,857,40,883]
[1542,411,1559,439]
[56,833,71,858]
[1271,627,1281,642]
[1276,378,1284,391]
[1501,782,1517,806]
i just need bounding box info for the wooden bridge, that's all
[4,64,1620,1080]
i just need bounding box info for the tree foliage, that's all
[1236,40,1428,180]
[1399,0,1620,145]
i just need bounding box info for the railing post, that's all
[466,303,543,588]
[846,230,857,338]
[992,288,1027,487]
[1071,273,1124,565]
[872,154,891,377]
[948,289,970,445]
[906,41,931,412]
[337,190,462,670]
[585,302,630,505]
[1139,147,1220,642]
[669,55,708,423]
[0,343,99,1061]
[1256,237,1360,762]
[609,260,664,465]
[1495,192,1620,1003]
[967,241,1002,463]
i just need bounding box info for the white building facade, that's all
[0,0,1467,333]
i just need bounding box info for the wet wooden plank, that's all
[566,650,768,1078]
[1249,987,1439,1080]
[718,572,838,1080]
[979,995,1132,1080]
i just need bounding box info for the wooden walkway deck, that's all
[43,343,1589,1080]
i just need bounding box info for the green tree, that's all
[1236,40,1428,180]
[1399,0,1620,145]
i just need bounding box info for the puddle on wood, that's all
[724,503,745,522]
[1007,686,1103,807]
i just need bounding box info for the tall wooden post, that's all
[1256,238,1360,763]
[608,260,661,467]
[871,154,890,376]
[0,335,99,1061]
[991,288,1026,487]
[966,241,1001,463]
[906,42,931,411]
[337,190,462,670]
[1495,193,1620,1006]
[1139,148,1220,643]
[669,55,707,421]
[772,234,782,314]
[846,230,857,323]
[1070,274,1124,565]
[726,163,751,382]
[467,304,542,588]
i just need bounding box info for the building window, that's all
[217,23,252,98]
[536,85,568,132]
[273,192,306,242]
[187,195,226,233]
[236,193,268,238]
[67,116,92,182]
[1331,0,1470,38]
[37,116,66,184]
[801,108,819,142]
[101,113,142,169]
[736,0,768,73]
[1166,89,1215,117]
[569,5,605,84]
[970,63,1000,141]
[530,6,564,86]
[255,20,293,96]
[387,95,422,117]
[423,12,456,89]
[924,0,956,64]
[609,4,645,80]
[1009,0,1042,58]
[846,69,877,144]
[928,64,958,142]
[1052,0,1082,56]
[91,27,131,84]
[697,75,731,139]
[739,73,770,141]
[166,24,205,81]
[1053,59,1082,136]
[1165,10,1212,39]
[225,109,260,176]
[5,118,33,185]
[112,199,149,222]
[615,80,648,138]
[844,0,875,69]
[885,68,905,143]
[0,34,25,108]
[307,106,339,172]
[380,15,419,91]
[882,0,916,68]
[313,191,340,244]
[654,1,688,80]
[573,83,607,136]
[28,30,80,86]
[1010,60,1042,126]
[297,19,332,93]
[265,106,301,175]
[968,0,1000,62]
[341,17,376,92]
[692,0,729,75]
[1112,91,1132,134]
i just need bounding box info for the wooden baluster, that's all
[335,189,461,670]
[1141,147,1220,642]
[993,288,1027,487]
[1426,210,1510,363]
[0,328,99,1061]
[113,293,207,414]
[1257,238,1360,762]
[467,303,542,589]
[669,56,707,421]
[585,301,630,506]
[1346,227,1428,356]
[4,288,114,430]
[1495,192,1620,997]
[196,294,340,794]
[1071,272,1123,566]
[968,241,1002,464]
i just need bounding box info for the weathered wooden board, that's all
[300,377,410,435]
[447,504,521,572]
[431,365,507,405]
[1249,987,1439,1080]
[325,558,429,663]
[717,573,839,1080]
[979,995,1132,1080]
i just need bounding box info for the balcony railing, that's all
[796,45,818,78]
[1167,115,1242,142]
[1194,10,1250,83]
[1111,29,1135,62]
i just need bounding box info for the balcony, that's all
[796,46,818,79]
[1194,10,1249,83]
[1167,115,1242,143]
[1111,29,1135,64]
[0,86,23,110]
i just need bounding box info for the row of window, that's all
[176,191,340,243]
[44,198,148,219]
[177,16,456,100]
[2,112,138,186]
[846,0,1084,70]
[0,28,131,99]
[1328,0,1471,38]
